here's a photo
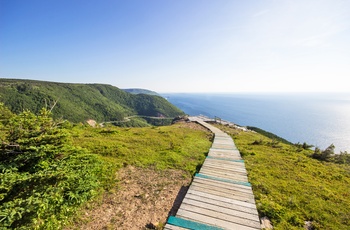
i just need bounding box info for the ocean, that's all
[162,93,350,153]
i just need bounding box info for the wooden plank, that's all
[163,224,189,230]
[200,165,248,177]
[177,209,260,230]
[213,140,234,145]
[186,189,257,209]
[191,180,253,197]
[204,159,246,167]
[192,177,253,194]
[207,153,242,159]
[213,137,232,140]
[211,143,236,148]
[200,166,247,175]
[190,182,255,200]
[211,146,236,150]
[178,204,260,229]
[195,173,251,187]
[197,168,247,181]
[201,164,247,173]
[203,160,246,168]
[205,158,244,163]
[193,176,252,191]
[202,163,247,174]
[199,171,248,183]
[208,152,242,159]
[212,142,236,147]
[209,149,241,155]
[167,216,223,230]
[205,157,244,163]
[182,197,259,221]
[208,151,241,157]
[199,170,248,183]
[206,156,244,162]
[184,192,259,216]
[188,185,255,203]
[201,163,247,173]
[208,150,239,154]
[199,168,249,181]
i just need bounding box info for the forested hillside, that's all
[0,79,183,123]
[122,88,159,96]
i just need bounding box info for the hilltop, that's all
[0,79,183,123]
[122,88,159,96]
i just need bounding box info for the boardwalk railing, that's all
[164,116,261,230]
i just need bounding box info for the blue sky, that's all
[1,0,349,93]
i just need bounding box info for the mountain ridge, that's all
[0,79,184,123]
[122,88,159,96]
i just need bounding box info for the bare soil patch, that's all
[173,121,210,132]
[68,166,192,230]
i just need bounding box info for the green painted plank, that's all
[207,156,244,162]
[195,173,251,187]
[167,216,224,230]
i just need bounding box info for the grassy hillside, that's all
[122,88,159,96]
[0,79,183,123]
[0,105,212,229]
[215,123,350,230]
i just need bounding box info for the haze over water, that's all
[163,93,350,153]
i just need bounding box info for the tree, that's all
[311,144,335,161]
[1,108,69,172]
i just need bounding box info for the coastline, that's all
[163,93,350,153]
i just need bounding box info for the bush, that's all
[0,108,114,229]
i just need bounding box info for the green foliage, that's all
[0,108,116,229]
[312,144,335,162]
[214,124,350,229]
[311,144,350,164]
[333,151,350,164]
[0,103,13,124]
[247,126,292,145]
[0,79,184,123]
[295,142,314,150]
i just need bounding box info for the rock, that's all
[304,221,313,230]
[261,216,273,229]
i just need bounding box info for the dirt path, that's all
[68,166,192,230]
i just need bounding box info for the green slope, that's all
[122,88,159,96]
[0,79,184,123]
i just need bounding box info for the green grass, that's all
[216,124,350,230]
[70,123,213,174]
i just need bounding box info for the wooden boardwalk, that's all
[164,117,260,230]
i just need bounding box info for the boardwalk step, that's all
[167,216,224,230]
[195,173,251,187]
[206,156,244,162]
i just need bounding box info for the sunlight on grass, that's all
[215,124,350,229]
[71,123,213,175]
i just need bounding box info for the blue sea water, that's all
[162,93,350,153]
